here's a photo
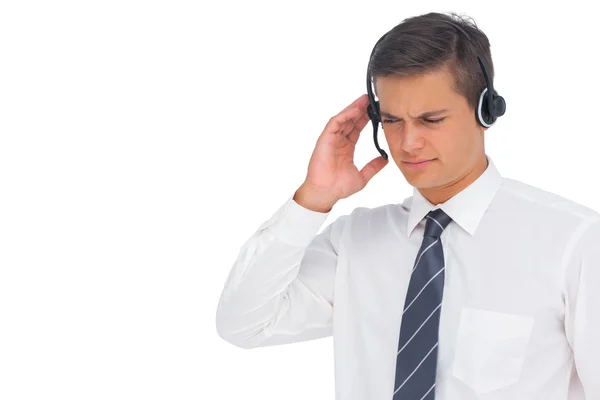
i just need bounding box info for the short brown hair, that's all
[369,11,494,112]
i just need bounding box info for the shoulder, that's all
[332,196,412,240]
[497,177,600,224]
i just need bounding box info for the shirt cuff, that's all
[265,195,331,247]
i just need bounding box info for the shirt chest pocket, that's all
[450,307,535,394]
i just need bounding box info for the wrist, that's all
[293,185,337,213]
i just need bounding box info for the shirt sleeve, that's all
[564,217,600,397]
[215,194,349,349]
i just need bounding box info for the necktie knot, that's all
[424,208,452,237]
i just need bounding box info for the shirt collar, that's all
[406,154,502,238]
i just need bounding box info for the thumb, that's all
[359,155,389,184]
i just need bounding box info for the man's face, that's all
[375,65,487,190]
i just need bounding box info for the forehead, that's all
[374,66,459,107]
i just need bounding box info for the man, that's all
[215,11,600,400]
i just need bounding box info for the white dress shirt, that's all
[215,154,600,400]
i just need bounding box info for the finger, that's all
[327,94,370,134]
[359,155,389,184]
[323,106,364,135]
[323,95,371,138]
[342,105,371,138]
[339,93,369,114]
[340,110,364,137]
[345,111,371,143]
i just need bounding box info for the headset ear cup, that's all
[477,88,492,127]
[367,102,376,122]
[481,103,495,126]
[367,100,381,122]
[493,95,506,117]
[477,87,500,127]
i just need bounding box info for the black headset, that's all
[366,19,506,160]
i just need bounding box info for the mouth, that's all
[403,158,436,168]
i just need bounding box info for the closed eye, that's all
[382,118,445,124]
[425,118,445,124]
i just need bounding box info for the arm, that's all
[564,218,600,397]
[215,194,348,349]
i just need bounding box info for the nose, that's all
[400,123,425,153]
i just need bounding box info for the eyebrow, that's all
[380,109,450,120]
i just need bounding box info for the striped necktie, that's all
[393,208,453,399]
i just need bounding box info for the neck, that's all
[418,154,489,205]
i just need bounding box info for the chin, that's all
[403,174,442,189]
[409,180,430,189]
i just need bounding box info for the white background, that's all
[0,0,598,399]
